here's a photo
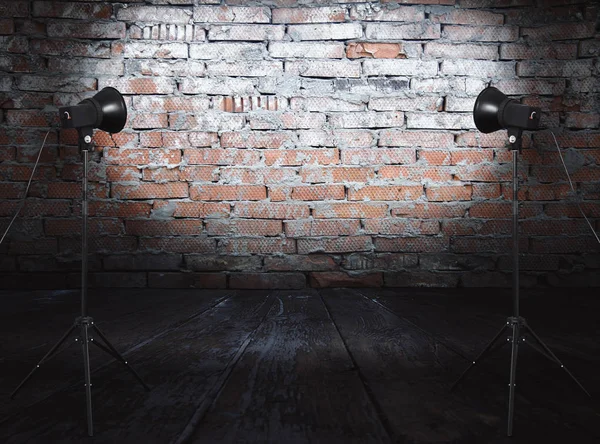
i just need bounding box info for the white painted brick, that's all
[48,58,124,76]
[193,6,270,23]
[445,96,475,112]
[123,42,188,59]
[180,77,255,95]
[170,112,245,132]
[18,76,95,92]
[290,97,366,112]
[269,42,345,59]
[117,6,192,24]
[125,59,205,77]
[330,111,404,129]
[206,61,282,77]
[424,42,498,60]
[288,23,363,41]
[411,78,467,93]
[208,25,285,41]
[365,23,441,40]
[350,5,424,22]
[363,59,438,77]
[190,42,265,60]
[369,96,441,112]
[272,6,346,24]
[441,60,515,78]
[407,112,475,130]
[334,78,410,96]
[285,60,361,78]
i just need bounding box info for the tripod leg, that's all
[91,324,150,391]
[10,322,78,399]
[451,323,509,392]
[507,320,520,437]
[81,322,93,437]
[524,325,591,398]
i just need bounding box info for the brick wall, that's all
[0,0,599,290]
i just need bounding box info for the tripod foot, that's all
[451,322,509,392]
[91,323,151,392]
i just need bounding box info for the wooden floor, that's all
[0,287,598,444]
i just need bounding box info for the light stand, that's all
[10,89,150,437]
[450,88,591,436]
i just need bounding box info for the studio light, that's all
[11,87,149,437]
[59,86,127,134]
[451,87,590,437]
[473,86,541,135]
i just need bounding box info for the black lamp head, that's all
[473,87,541,134]
[59,87,127,133]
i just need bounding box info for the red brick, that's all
[205,219,282,236]
[219,167,296,185]
[426,185,472,202]
[363,219,439,236]
[379,131,454,148]
[374,237,449,253]
[112,183,189,199]
[106,166,141,182]
[300,167,375,183]
[104,148,181,165]
[0,19,14,34]
[89,201,151,218]
[347,42,406,59]
[142,167,179,182]
[291,185,345,201]
[313,202,388,219]
[391,203,469,218]
[125,220,202,236]
[298,236,373,254]
[451,150,493,165]
[348,185,423,201]
[221,238,296,255]
[263,148,339,166]
[190,184,266,201]
[379,166,453,182]
[419,150,451,165]
[45,218,122,236]
[341,148,415,165]
[284,219,360,237]
[153,201,230,218]
[179,166,218,182]
[140,238,215,254]
[234,202,310,219]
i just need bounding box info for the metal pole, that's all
[81,149,88,318]
[512,149,519,318]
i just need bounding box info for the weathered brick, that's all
[349,5,424,22]
[190,184,266,201]
[365,23,441,40]
[220,238,296,255]
[193,6,270,23]
[348,185,423,201]
[205,219,282,236]
[208,25,285,41]
[310,272,383,289]
[117,6,192,24]
[33,1,109,19]
[301,166,375,183]
[364,59,438,76]
[424,42,498,60]
[313,202,388,219]
[330,111,404,129]
[500,43,578,60]
[288,23,363,41]
[298,236,373,254]
[233,202,309,219]
[17,75,97,92]
[431,9,503,25]
[285,60,361,78]
[0,19,14,35]
[184,148,259,165]
[272,7,346,23]
[263,148,338,166]
[341,148,416,165]
[269,42,344,59]
[407,112,474,130]
[179,77,254,95]
[517,60,593,78]
[521,22,595,41]
[47,22,125,39]
[190,42,264,59]
[443,25,518,42]
[207,61,283,77]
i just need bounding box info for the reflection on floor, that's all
[0,287,598,443]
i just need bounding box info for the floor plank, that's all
[0,290,272,443]
[186,289,390,444]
